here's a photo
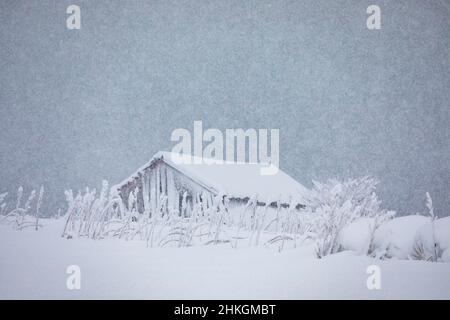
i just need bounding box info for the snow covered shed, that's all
[114,151,310,217]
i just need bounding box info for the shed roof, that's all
[115,151,310,205]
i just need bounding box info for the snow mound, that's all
[442,248,450,263]
[373,215,429,259]
[339,218,375,255]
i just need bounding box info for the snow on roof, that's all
[115,151,310,205]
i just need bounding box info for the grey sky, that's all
[0,0,449,215]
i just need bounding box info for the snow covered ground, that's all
[0,219,449,299]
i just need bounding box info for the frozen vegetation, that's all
[1,176,449,259]
[0,186,44,231]
[0,177,449,299]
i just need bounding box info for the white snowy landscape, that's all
[1,1,449,301]
[0,218,449,299]
[0,159,449,299]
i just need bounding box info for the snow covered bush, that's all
[365,193,449,262]
[0,186,44,230]
[372,215,429,259]
[411,193,449,262]
[304,176,394,258]
[62,180,126,239]
[66,176,450,262]
[60,178,315,250]
[339,218,376,255]
[412,217,450,262]
[61,180,234,247]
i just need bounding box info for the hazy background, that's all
[0,0,449,216]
